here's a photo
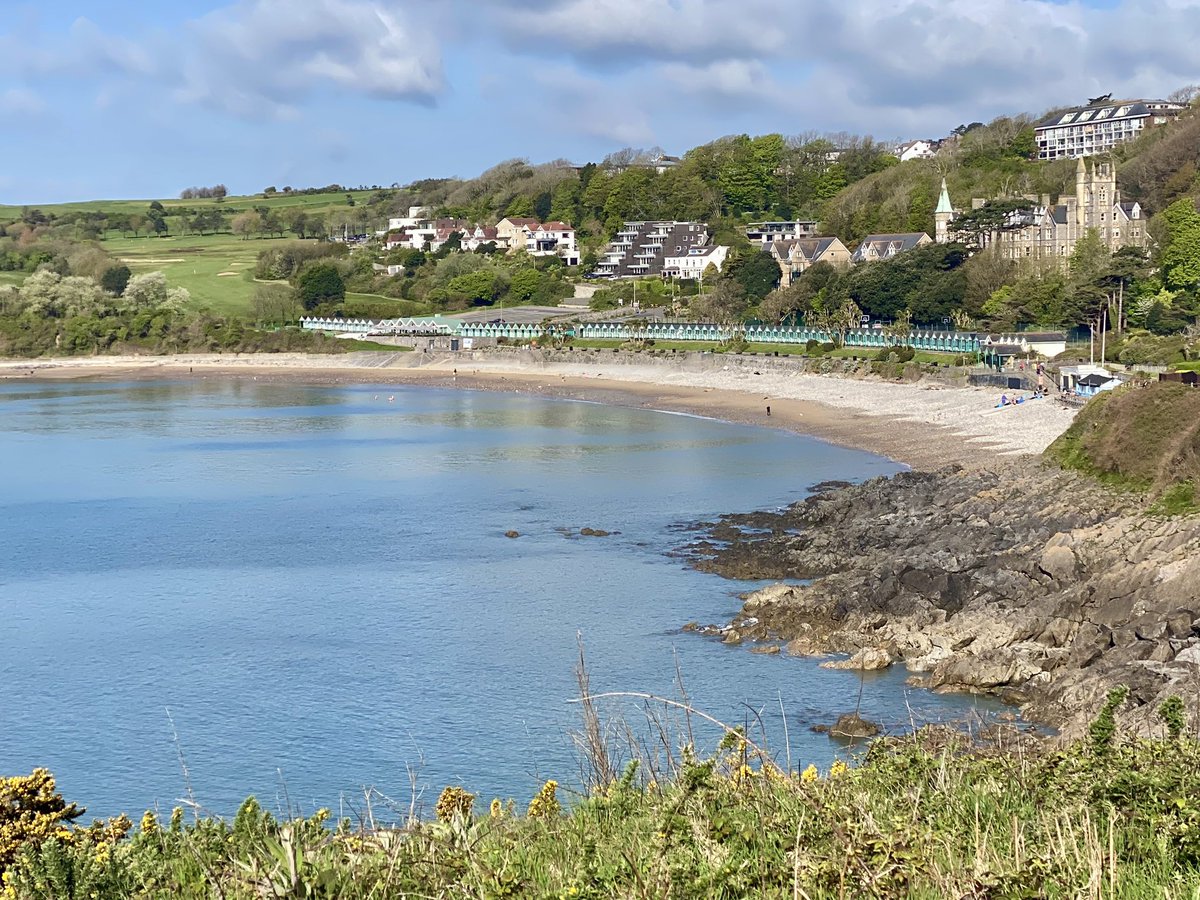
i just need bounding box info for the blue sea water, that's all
[0,379,1003,820]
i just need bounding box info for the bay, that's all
[0,380,1001,819]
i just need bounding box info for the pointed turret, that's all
[934,178,954,244]
[935,178,953,215]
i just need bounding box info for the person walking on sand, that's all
[766,405,771,417]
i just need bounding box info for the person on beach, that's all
[766,405,771,417]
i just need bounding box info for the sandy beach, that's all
[0,351,1077,469]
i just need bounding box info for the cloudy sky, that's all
[2,0,1197,203]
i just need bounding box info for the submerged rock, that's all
[504,530,520,539]
[820,647,893,671]
[828,713,882,739]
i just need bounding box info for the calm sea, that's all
[0,380,1001,820]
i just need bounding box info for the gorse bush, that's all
[7,708,1200,898]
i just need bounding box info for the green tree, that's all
[447,269,500,304]
[691,278,748,324]
[100,265,131,297]
[295,263,346,311]
[509,268,542,302]
[1159,198,1200,292]
[288,211,311,239]
[1066,228,1111,325]
[232,211,263,240]
[124,271,190,310]
[727,251,780,300]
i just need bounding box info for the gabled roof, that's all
[500,216,539,227]
[1035,99,1183,129]
[538,221,573,232]
[1116,201,1141,219]
[1078,373,1115,386]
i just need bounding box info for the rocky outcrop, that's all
[680,463,1200,738]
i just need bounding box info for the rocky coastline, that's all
[679,461,1200,739]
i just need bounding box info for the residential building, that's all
[595,221,711,278]
[461,225,500,252]
[850,232,932,263]
[662,245,729,280]
[745,221,818,245]
[768,237,852,286]
[494,217,540,249]
[524,221,580,265]
[492,217,578,264]
[934,158,1148,262]
[1035,98,1185,161]
[386,207,430,231]
[893,139,939,162]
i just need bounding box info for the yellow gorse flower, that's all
[801,764,820,782]
[527,780,560,819]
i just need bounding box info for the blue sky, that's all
[1,0,1196,203]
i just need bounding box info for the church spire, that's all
[935,178,953,215]
[934,178,954,243]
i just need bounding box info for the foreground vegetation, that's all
[4,693,1198,898]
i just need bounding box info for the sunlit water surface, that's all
[0,380,1004,819]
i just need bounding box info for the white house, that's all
[893,139,939,162]
[524,221,579,265]
[662,245,728,280]
[386,206,430,231]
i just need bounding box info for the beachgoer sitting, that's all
[999,394,1009,407]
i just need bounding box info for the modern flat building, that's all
[1035,98,1184,160]
[595,221,711,278]
[745,221,818,245]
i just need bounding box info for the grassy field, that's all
[100,233,300,316]
[0,190,380,222]
[0,272,25,288]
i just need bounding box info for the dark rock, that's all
[504,530,520,539]
[829,713,882,739]
[579,527,612,537]
[673,458,1200,739]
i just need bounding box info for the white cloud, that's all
[659,59,786,104]
[488,0,783,64]
[480,0,1200,140]
[174,0,446,117]
[0,87,45,115]
[525,65,657,146]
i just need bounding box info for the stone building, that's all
[932,159,1148,263]
[767,237,851,286]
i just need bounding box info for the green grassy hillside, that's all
[1046,381,1200,510]
[0,190,377,222]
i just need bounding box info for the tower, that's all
[934,178,954,244]
[1075,156,1088,230]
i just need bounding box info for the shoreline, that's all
[0,351,1078,470]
